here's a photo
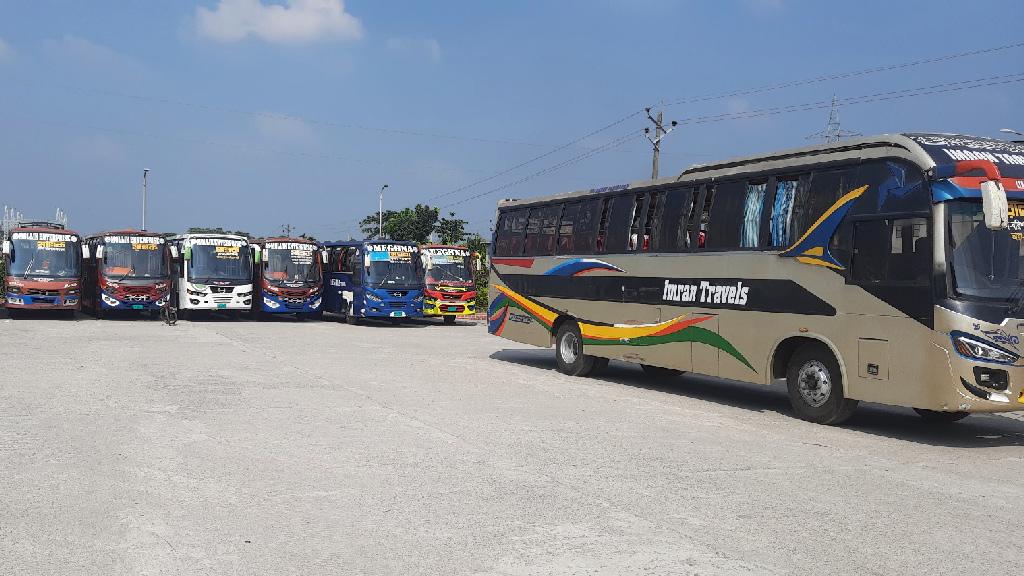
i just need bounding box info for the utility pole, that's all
[378,183,389,239]
[281,224,294,237]
[644,107,677,179]
[807,95,860,143]
[142,168,150,231]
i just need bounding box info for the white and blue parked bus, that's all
[321,240,425,324]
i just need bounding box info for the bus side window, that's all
[770,177,801,247]
[595,197,612,253]
[627,193,647,251]
[604,194,635,253]
[523,207,544,255]
[740,181,768,248]
[642,191,663,252]
[557,203,580,255]
[654,187,688,252]
[684,188,703,249]
[573,199,600,254]
[539,205,560,255]
[495,209,528,256]
[695,186,716,249]
[851,218,929,284]
[706,181,746,250]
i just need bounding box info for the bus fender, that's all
[549,314,576,348]
[767,332,849,389]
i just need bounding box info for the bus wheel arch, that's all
[773,336,858,425]
[553,317,608,377]
[770,335,847,384]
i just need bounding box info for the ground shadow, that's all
[1,309,78,321]
[489,348,1024,448]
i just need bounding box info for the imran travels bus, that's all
[2,223,85,318]
[321,240,424,324]
[169,234,254,318]
[253,237,325,319]
[420,245,477,324]
[489,133,1024,424]
[82,231,171,318]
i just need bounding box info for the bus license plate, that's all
[217,304,227,309]
[131,305,144,310]
[446,306,459,312]
[390,311,405,317]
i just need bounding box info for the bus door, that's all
[325,246,362,315]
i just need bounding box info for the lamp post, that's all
[378,184,388,238]
[142,168,150,231]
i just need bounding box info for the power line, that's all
[664,40,1024,107]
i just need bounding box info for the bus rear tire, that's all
[913,408,969,424]
[443,315,456,325]
[786,343,858,425]
[641,364,682,379]
[555,322,602,377]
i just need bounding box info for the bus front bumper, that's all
[99,292,169,310]
[261,293,322,314]
[5,293,80,309]
[423,299,476,317]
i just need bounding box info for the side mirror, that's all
[169,245,179,258]
[2,240,9,256]
[981,179,1009,230]
[95,245,104,260]
[320,251,328,264]
[82,245,91,259]
[364,254,370,268]
[183,246,192,261]
[252,246,262,264]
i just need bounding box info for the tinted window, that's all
[851,160,930,216]
[627,193,647,251]
[494,209,528,256]
[705,181,745,250]
[851,218,929,284]
[604,194,636,253]
[524,205,560,256]
[642,191,663,252]
[574,198,601,254]
[805,168,853,226]
[694,186,717,250]
[652,187,691,252]
[557,203,580,255]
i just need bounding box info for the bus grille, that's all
[27,289,59,296]
[210,286,234,294]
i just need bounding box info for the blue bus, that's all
[321,240,425,324]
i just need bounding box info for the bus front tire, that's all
[443,315,456,325]
[555,322,603,377]
[913,408,970,424]
[786,343,858,425]
[641,364,682,379]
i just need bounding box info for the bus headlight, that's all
[7,297,23,305]
[365,292,382,303]
[412,295,424,303]
[101,293,120,307]
[263,297,280,309]
[6,286,22,295]
[310,297,321,309]
[953,334,1019,364]
[156,294,169,307]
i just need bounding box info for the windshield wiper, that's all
[21,254,37,278]
[116,264,136,282]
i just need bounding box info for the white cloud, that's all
[0,37,13,61]
[386,37,442,63]
[196,0,363,44]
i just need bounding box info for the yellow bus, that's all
[488,133,1024,424]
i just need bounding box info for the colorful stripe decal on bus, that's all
[488,284,755,372]
[491,257,535,268]
[779,185,868,270]
[542,259,625,277]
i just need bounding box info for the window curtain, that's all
[771,180,798,246]
[740,183,767,247]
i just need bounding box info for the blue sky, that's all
[0,0,1021,239]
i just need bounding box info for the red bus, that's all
[2,222,85,318]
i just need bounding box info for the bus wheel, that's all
[913,408,969,424]
[555,322,601,377]
[7,308,20,320]
[345,308,360,325]
[443,315,456,325]
[786,343,858,425]
[641,364,682,379]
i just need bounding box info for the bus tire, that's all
[555,321,600,377]
[641,364,682,379]
[345,310,360,325]
[7,308,20,320]
[786,343,858,425]
[913,408,969,424]
[443,315,456,325]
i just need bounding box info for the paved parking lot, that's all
[2,310,1023,575]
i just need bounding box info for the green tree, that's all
[298,232,318,243]
[186,226,251,239]
[359,204,439,243]
[435,212,468,245]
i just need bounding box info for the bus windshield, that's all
[190,243,252,284]
[264,244,320,287]
[102,237,167,280]
[948,200,1024,302]
[8,234,80,278]
[366,249,421,288]
[425,253,472,287]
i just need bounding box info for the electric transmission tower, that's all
[807,95,860,143]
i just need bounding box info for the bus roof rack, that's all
[17,221,66,230]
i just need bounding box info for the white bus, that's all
[488,133,1024,424]
[169,234,254,318]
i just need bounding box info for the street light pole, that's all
[142,168,150,231]
[378,184,388,238]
